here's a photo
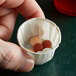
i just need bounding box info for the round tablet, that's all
[30,36,42,46]
[33,43,43,52]
[42,40,52,48]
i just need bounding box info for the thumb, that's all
[0,39,34,72]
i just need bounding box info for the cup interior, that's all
[17,18,61,54]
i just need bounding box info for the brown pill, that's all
[30,36,42,46]
[42,40,52,48]
[33,43,43,52]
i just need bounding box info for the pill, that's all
[33,43,43,52]
[42,40,52,48]
[30,36,42,46]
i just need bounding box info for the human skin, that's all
[0,0,45,72]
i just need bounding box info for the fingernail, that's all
[18,59,34,72]
[0,0,6,5]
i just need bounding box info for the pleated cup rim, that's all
[17,18,61,55]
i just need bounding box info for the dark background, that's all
[0,0,76,76]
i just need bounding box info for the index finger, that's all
[17,0,45,19]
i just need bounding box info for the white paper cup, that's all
[17,18,61,65]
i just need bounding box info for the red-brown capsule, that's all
[33,43,43,52]
[42,40,52,48]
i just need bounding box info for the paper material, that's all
[17,18,61,65]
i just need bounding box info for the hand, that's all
[0,0,45,72]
